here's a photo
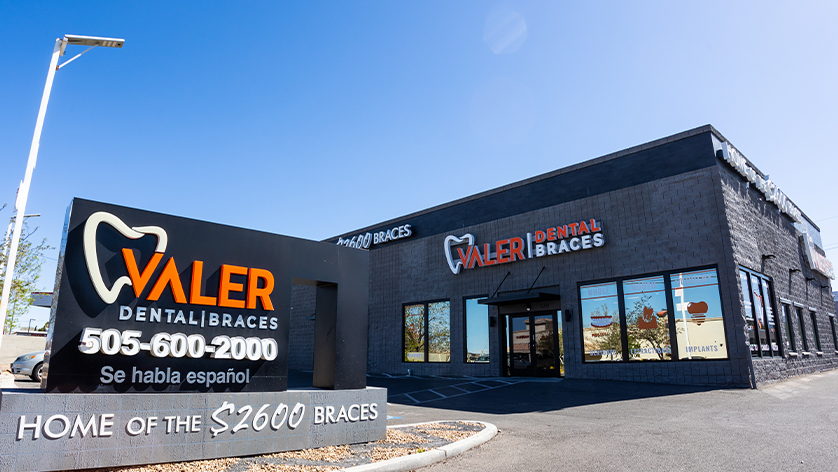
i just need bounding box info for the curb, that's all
[342,421,498,472]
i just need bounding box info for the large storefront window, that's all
[670,269,728,360]
[465,298,490,363]
[624,276,671,361]
[581,267,729,363]
[403,301,450,363]
[581,282,622,362]
[739,268,779,357]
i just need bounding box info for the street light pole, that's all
[0,35,124,344]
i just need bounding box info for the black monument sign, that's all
[43,198,369,393]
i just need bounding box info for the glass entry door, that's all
[505,312,561,377]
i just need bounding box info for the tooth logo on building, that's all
[83,211,275,309]
[444,234,474,274]
[443,219,606,275]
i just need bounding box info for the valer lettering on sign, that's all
[444,219,605,274]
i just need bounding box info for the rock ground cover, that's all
[89,421,484,472]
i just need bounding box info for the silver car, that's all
[10,350,45,381]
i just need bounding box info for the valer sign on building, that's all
[0,198,385,472]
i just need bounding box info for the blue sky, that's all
[2,1,837,327]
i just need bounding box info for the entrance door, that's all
[505,312,561,377]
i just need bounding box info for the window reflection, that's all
[403,304,425,362]
[670,269,727,360]
[465,298,490,363]
[428,301,451,362]
[624,276,671,361]
[581,282,622,362]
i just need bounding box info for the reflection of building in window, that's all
[624,275,671,361]
[580,267,729,363]
[581,282,622,362]
[403,301,450,363]
[671,269,728,360]
[508,316,556,370]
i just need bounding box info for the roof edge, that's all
[326,125,723,241]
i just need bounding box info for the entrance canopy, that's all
[478,289,561,306]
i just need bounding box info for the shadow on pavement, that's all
[289,370,740,415]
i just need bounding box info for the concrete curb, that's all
[342,421,498,472]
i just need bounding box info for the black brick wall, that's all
[718,159,837,386]
[289,127,835,389]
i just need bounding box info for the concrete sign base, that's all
[0,387,386,472]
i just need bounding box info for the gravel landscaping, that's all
[89,421,485,472]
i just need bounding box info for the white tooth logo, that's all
[444,233,474,275]
[83,211,168,304]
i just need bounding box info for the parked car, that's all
[10,350,45,381]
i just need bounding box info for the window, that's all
[739,268,778,357]
[580,267,728,363]
[810,311,822,352]
[740,272,758,355]
[403,301,450,363]
[670,269,728,360]
[781,304,796,353]
[797,307,809,351]
[624,276,671,361]
[581,282,622,362]
[829,316,838,352]
[464,297,490,363]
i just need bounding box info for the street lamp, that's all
[0,34,124,344]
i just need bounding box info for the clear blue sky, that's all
[2,1,837,327]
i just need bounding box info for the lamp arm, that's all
[57,45,96,70]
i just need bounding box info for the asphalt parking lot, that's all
[373,372,838,471]
[5,370,838,471]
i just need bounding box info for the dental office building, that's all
[291,125,836,387]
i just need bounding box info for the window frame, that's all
[829,315,838,353]
[462,294,490,364]
[781,302,796,353]
[578,264,729,363]
[810,310,822,352]
[796,305,809,352]
[739,266,780,357]
[402,299,451,364]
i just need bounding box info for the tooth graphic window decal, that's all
[444,234,474,274]
[83,211,168,304]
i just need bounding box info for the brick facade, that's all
[289,125,834,388]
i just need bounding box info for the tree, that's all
[592,303,623,360]
[625,294,671,360]
[0,206,52,335]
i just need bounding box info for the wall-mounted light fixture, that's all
[806,277,816,282]
[789,268,801,273]
[762,254,776,260]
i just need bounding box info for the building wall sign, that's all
[720,142,802,222]
[801,234,835,279]
[336,224,412,249]
[444,219,605,274]
[43,198,370,393]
